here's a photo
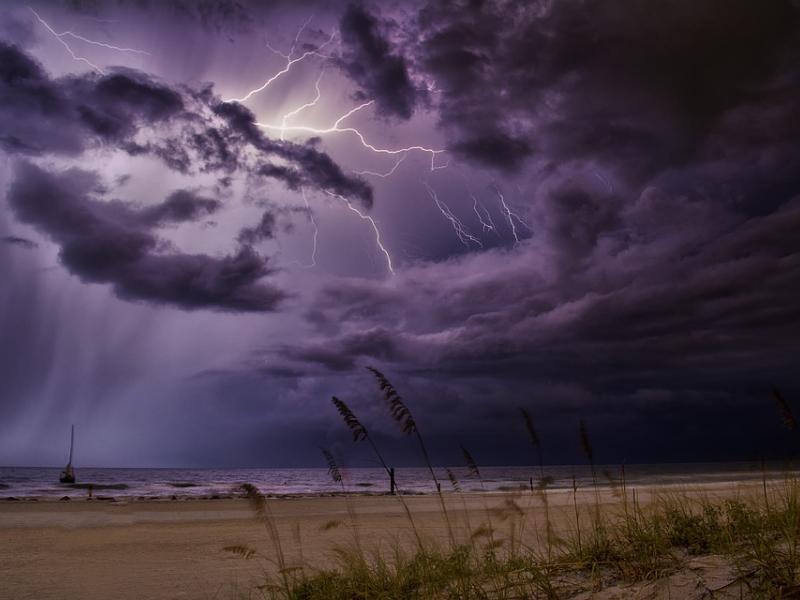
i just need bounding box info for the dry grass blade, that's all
[461,445,481,479]
[238,483,267,521]
[223,545,257,560]
[602,469,621,497]
[504,497,524,517]
[772,386,797,431]
[493,497,525,521]
[470,524,493,540]
[445,468,462,492]
[320,520,342,531]
[331,396,367,442]
[579,419,593,465]
[365,366,454,547]
[485,539,505,551]
[320,447,342,484]
[537,475,555,491]
[366,366,416,434]
[519,407,539,447]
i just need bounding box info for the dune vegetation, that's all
[227,372,800,599]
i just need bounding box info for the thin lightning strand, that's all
[325,191,394,274]
[259,100,446,170]
[28,7,150,73]
[57,31,150,55]
[494,187,530,244]
[593,170,614,194]
[471,194,497,233]
[29,8,104,73]
[301,188,319,268]
[225,29,336,104]
[267,14,315,60]
[284,189,319,269]
[424,182,482,248]
[354,152,407,178]
[285,188,319,269]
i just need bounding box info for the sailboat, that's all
[59,425,76,484]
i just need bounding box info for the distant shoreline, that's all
[2,473,798,503]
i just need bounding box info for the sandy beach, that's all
[0,481,774,600]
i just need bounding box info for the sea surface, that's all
[0,462,792,500]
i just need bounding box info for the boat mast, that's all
[68,424,74,466]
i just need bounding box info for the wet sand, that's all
[0,481,779,600]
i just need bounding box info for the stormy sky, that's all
[1,0,800,469]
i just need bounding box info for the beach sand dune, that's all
[0,483,766,600]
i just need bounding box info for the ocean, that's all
[0,462,790,500]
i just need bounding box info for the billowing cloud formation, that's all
[411,0,799,175]
[0,41,373,203]
[0,41,182,155]
[270,0,800,380]
[0,40,377,311]
[337,3,418,120]
[2,0,800,467]
[210,100,374,207]
[242,0,800,458]
[8,161,283,312]
[266,187,800,460]
[238,211,276,245]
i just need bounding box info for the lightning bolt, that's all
[471,194,497,233]
[218,15,445,263]
[224,26,336,104]
[424,182,482,248]
[28,7,150,75]
[279,69,325,140]
[267,14,315,60]
[354,152,408,178]
[325,191,394,274]
[258,101,446,170]
[285,188,319,269]
[29,8,104,73]
[493,186,530,244]
[593,170,614,194]
[300,188,319,268]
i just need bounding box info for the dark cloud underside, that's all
[8,161,284,312]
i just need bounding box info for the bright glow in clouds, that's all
[257,101,447,171]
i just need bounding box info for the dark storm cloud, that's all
[283,327,401,371]
[237,210,276,245]
[1,235,38,249]
[337,3,418,120]
[407,0,800,175]
[8,161,283,312]
[0,41,375,312]
[0,42,372,205]
[0,41,184,155]
[139,190,221,226]
[55,0,254,30]
[246,0,800,461]
[212,101,374,206]
[277,185,800,434]
[3,0,800,467]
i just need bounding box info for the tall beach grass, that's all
[225,379,800,599]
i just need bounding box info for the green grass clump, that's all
[277,543,562,600]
